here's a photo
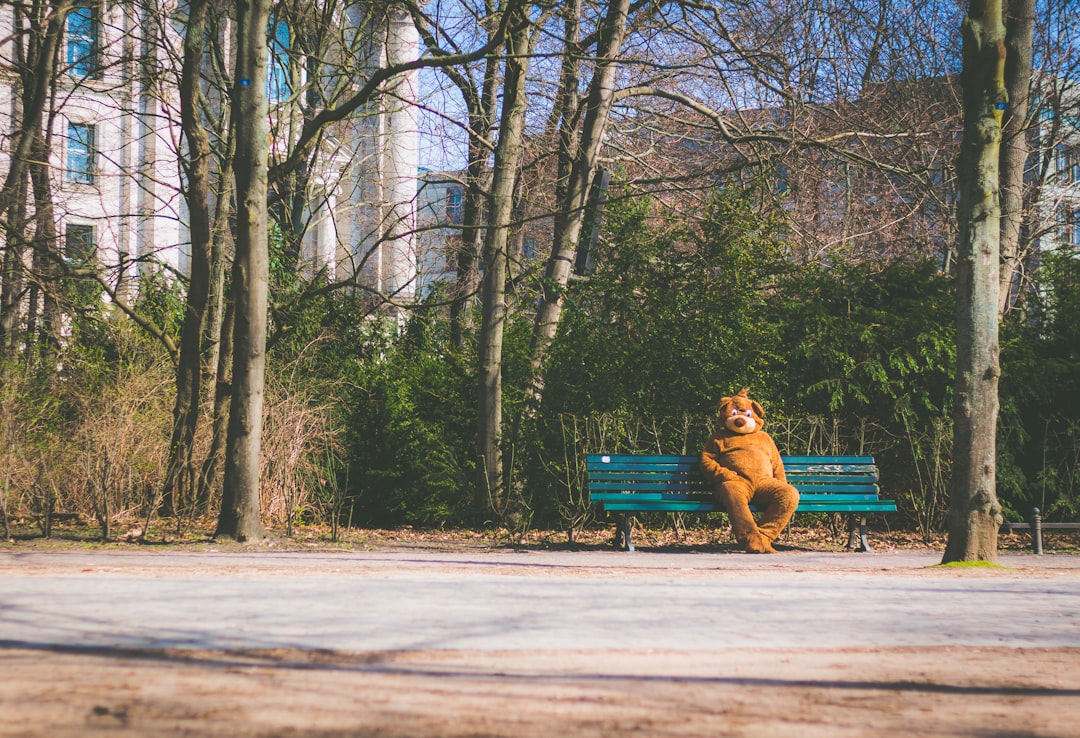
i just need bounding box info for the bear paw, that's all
[744,533,776,554]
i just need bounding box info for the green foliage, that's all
[775,258,955,422]
[133,272,185,342]
[997,247,1080,523]
[345,304,478,526]
[542,186,790,422]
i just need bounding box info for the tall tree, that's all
[942,0,1007,563]
[476,1,531,511]
[997,0,1035,315]
[0,0,68,363]
[216,0,273,542]
[161,0,215,517]
[528,0,631,394]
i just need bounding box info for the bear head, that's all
[716,388,765,435]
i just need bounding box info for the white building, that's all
[0,1,426,308]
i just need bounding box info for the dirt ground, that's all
[3,525,1080,737]
[3,645,1080,738]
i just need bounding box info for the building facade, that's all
[0,1,428,313]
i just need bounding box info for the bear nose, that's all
[733,417,746,427]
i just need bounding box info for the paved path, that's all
[2,549,1078,652]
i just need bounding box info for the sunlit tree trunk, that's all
[997,0,1034,316]
[449,53,498,350]
[162,0,214,517]
[216,0,272,541]
[28,130,60,369]
[529,0,630,394]
[477,7,530,512]
[943,0,1007,564]
[0,0,66,363]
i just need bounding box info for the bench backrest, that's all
[585,454,879,498]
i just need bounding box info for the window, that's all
[67,123,95,184]
[446,185,465,225]
[267,19,291,102]
[65,224,95,265]
[1056,145,1080,185]
[1067,209,1080,249]
[67,5,101,79]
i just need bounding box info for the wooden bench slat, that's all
[787,466,878,476]
[790,483,880,494]
[587,470,879,483]
[784,473,878,483]
[592,492,885,503]
[600,501,897,513]
[781,455,875,464]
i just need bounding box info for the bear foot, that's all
[744,532,776,554]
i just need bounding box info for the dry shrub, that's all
[259,378,345,532]
[0,355,173,535]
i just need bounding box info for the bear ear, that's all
[716,397,732,412]
[751,400,765,419]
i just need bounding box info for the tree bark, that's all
[216,0,272,542]
[476,7,531,512]
[162,0,214,517]
[0,0,66,363]
[996,0,1034,316]
[28,129,60,369]
[942,0,1007,564]
[528,0,630,393]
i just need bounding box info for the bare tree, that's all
[160,0,216,517]
[528,0,632,394]
[0,0,68,364]
[477,1,532,512]
[942,0,1007,563]
[998,0,1035,316]
[216,0,274,542]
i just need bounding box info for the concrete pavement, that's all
[2,549,1078,652]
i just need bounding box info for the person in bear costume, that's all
[700,389,799,553]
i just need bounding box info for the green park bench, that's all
[586,453,897,552]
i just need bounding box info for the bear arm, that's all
[767,437,788,483]
[700,442,740,483]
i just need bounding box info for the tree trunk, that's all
[476,8,531,512]
[529,0,630,392]
[161,0,214,517]
[216,0,272,542]
[996,0,1034,316]
[448,46,499,350]
[199,295,234,510]
[942,0,1007,564]
[0,0,66,363]
[0,173,28,362]
[28,129,60,369]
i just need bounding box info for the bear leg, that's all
[744,531,775,554]
[714,480,765,551]
[752,479,800,543]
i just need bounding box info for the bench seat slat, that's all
[588,481,880,494]
[591,491,884,500]
[600,501,897,513]
[587,471,879,485]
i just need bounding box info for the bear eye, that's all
[729,408,738,416]
[744,409,753,417]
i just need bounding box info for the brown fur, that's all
[700,389,799,553]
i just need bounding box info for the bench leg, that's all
[617,515,635,552]
[846,515,871,552]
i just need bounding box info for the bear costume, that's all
[700,389,799,553]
